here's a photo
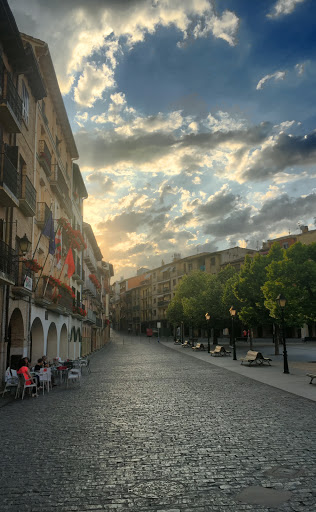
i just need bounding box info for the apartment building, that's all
[0,1,113,381]
[261,225,316,254]
[115,247,257,336]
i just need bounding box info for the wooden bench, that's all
[306,373,316,384]
[192,343,205,351]
[209,345,231,357]
[240,350,272,366]
[182,340,191,348]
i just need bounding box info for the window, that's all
[153,309,156,316]
[173,279,176,285]
[188,263,193,271]
[153,298,156,303]
[211,257,216,265]
[283,242,289,249]
[22,82,29,125]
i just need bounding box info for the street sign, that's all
[24,275,33,291]
[157,322,161,328]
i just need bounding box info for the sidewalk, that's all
[160,338,316,402]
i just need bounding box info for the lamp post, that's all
[229,306,237,360]
[277,294,289,374]
[205,313,210,353]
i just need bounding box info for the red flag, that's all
[65,247,75,278]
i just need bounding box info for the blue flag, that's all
[42,211,55,255]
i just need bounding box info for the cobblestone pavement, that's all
[0,333,315,512]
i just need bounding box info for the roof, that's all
[83,222,103,260]
[73,163,88,198]
[0,0,25,71]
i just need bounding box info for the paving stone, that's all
[0,334,315,511]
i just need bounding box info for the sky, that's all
[9,0,316,280]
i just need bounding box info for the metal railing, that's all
[38,140,52,176]
[0,70,23,126]
[20,170,36,214]
[86,308,96,324]
[0,239,16,282]
[36,202,51,228]
[0,150,19,198]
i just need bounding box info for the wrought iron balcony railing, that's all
[19,169,36,217]
[38,140,52,177]
[0,147,19,207]
[0,70,23,132]
[36,202,51,229]
[0,239,16,285]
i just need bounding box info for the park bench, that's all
[182,340,191,348]
[192,343,205,351]
[306,373,316,384]
[240,350,272,366]
[210,345,231,357]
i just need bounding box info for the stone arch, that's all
[30,317,44,366]
[47,322,58,361]
[7,308,24,368]
[59,323,68,361]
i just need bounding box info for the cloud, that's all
[241,131,316,181]
[256,71,286,90]
[74,111,89,127]
[295,62,305,75]
[74,63,116,107]
[197,187,240,219]
[267,0,306,18]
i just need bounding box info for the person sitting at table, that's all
[34,358,44,372]
[42,355,50,367]
[17,359,38,397]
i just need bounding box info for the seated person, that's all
[34,358,44,372]
[17,359,38,396]
[42,355,50,368]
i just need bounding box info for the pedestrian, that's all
[17,359,38,397]
[243,329,247,338]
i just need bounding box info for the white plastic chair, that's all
[39,367,52,394]
[2,368,19,397]
[17,374,38,399]
[67,368,81,387]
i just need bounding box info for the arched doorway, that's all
[59,324,68,361]
[7,308,24,369]
[30,317,44,365]
[47,322,58,361]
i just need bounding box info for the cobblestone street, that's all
[1,333,315,512]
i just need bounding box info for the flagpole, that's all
[31,204,54,260]
[33,218,61,294]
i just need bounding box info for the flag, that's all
[55,228,62,269]
[42,211,55,255]
[64,247,75,278]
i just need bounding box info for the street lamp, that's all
[277,293,289,374]
[229,306,237,360]
[205,313,210,353]
[19,233,32,255]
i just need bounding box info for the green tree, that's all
[263,242,316,327]
[233,244,284,353]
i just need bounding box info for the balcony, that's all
[34,277,55,307]
[0,70,22,132]
[58,287,73,315]
[84,308,96,325]
[0,148,19,207]
[12,263,33,298]
[83,278,96,296]
[19,169,36,217]
[0,239,16,285]
[36,202,50,229]
[95,317,102,328]
[83,247,97,273]
[38,140,52,177]
[50,163,69,201]
[61,193,72,218]
[72,261,82,283]
[158,300,170,307]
